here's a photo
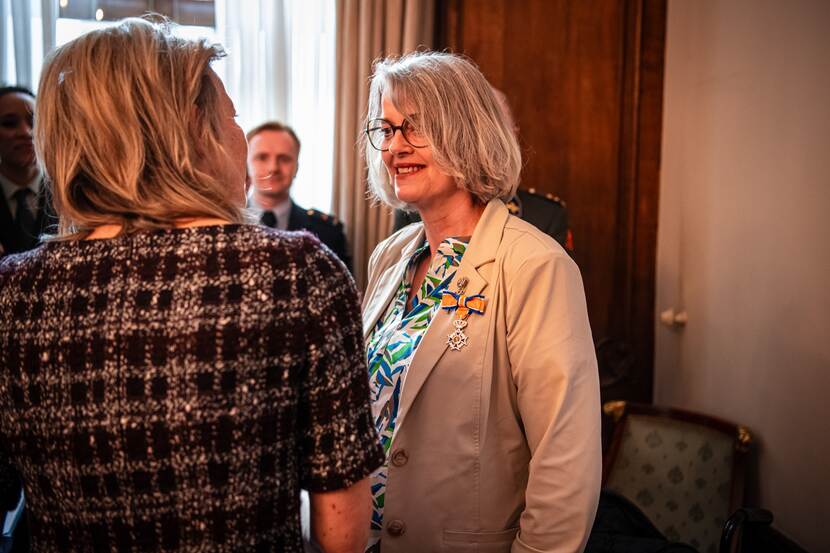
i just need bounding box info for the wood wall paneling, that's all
[438,0,666,404]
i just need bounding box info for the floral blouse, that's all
[365,237,468,544]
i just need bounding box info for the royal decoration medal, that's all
[441,277,486,351]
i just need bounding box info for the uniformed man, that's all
[0,86,57,257]
[246,121,351,271]
[504,188,573,252]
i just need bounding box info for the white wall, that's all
[655,1,830,550]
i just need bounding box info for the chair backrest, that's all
[602,401,752,553]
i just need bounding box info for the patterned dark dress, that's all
[0,224,384,552]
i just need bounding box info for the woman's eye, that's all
[404,121,422,135]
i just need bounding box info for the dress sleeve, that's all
[294,236,384,492]
[505,249,602,553]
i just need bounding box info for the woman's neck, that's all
[0,164,39,187]
[418,192,485,254]
[84,217,231,240]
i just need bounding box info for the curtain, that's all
[216,0,336,213]
[0,0,8,82]
[215,0,290,132]
[1,0,57,88]
[10,0,32,87]
[41,0,57,60]
[332,0,434,289]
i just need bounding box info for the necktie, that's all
[260,211,278,228]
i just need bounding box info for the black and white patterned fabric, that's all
[0,224,383,552]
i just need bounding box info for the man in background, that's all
[0,86,57,257]
[246,121,351,271]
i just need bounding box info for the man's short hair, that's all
[0,85,36,100]
[246,121,301,154]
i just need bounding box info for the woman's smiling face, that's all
[380,95,458,210]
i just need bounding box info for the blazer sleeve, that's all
[505,249,602,553]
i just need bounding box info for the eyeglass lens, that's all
[366,119,426,150]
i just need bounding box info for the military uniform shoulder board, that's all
[524,187,567,208]
[306,208,341,226]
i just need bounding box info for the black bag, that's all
[585,489,699,553]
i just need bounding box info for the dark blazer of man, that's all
[263,201,352,272]
[0,182,58,256]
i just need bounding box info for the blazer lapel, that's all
[396,199,510,431]
[362,225,426,339]
[362,256,410,338]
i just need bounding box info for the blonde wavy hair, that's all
[35,17,245,238]
[364,51,522,210]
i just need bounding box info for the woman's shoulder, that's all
[231,223,323,256]
[0,247,45,285]
[376,221,423,253]
[208,224,351,281]
[501,214,573,264]
[368,222,423,271]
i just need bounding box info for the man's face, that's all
[247,129,299,200]
[0,92,36,171]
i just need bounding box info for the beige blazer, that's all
[362,200,601,553]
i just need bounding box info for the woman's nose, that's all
[388,128,411,154]
[18,121,33,136]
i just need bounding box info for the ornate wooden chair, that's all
[602,401,753,553]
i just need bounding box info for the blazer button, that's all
[386,519,406,537]
[390,448,409,467]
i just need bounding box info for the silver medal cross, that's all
[447,319,469,351]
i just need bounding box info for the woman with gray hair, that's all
[362,51,601,552]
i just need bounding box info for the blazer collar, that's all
[362,224,425,338]
[395,199,510,431]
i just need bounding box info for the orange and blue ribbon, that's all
[440,291,487,319]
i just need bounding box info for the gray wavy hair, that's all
[364,51,522,210]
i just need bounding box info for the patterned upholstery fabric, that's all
[605,414,735,553]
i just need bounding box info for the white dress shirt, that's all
[247,191,292,231]
[0,172,41,219]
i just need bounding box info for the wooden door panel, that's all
[437,0,665,404]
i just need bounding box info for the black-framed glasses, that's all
[365,118,427,151]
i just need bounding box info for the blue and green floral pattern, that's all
[365,237,468,543]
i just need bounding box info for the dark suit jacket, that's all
[286,201,352,272]
[511,189,569,248]
[392,188,571,252]
[0,181,58,256]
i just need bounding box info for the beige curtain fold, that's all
[332,0,434,290]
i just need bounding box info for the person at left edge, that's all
[0,86,57,256]
[246,121,352,271]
